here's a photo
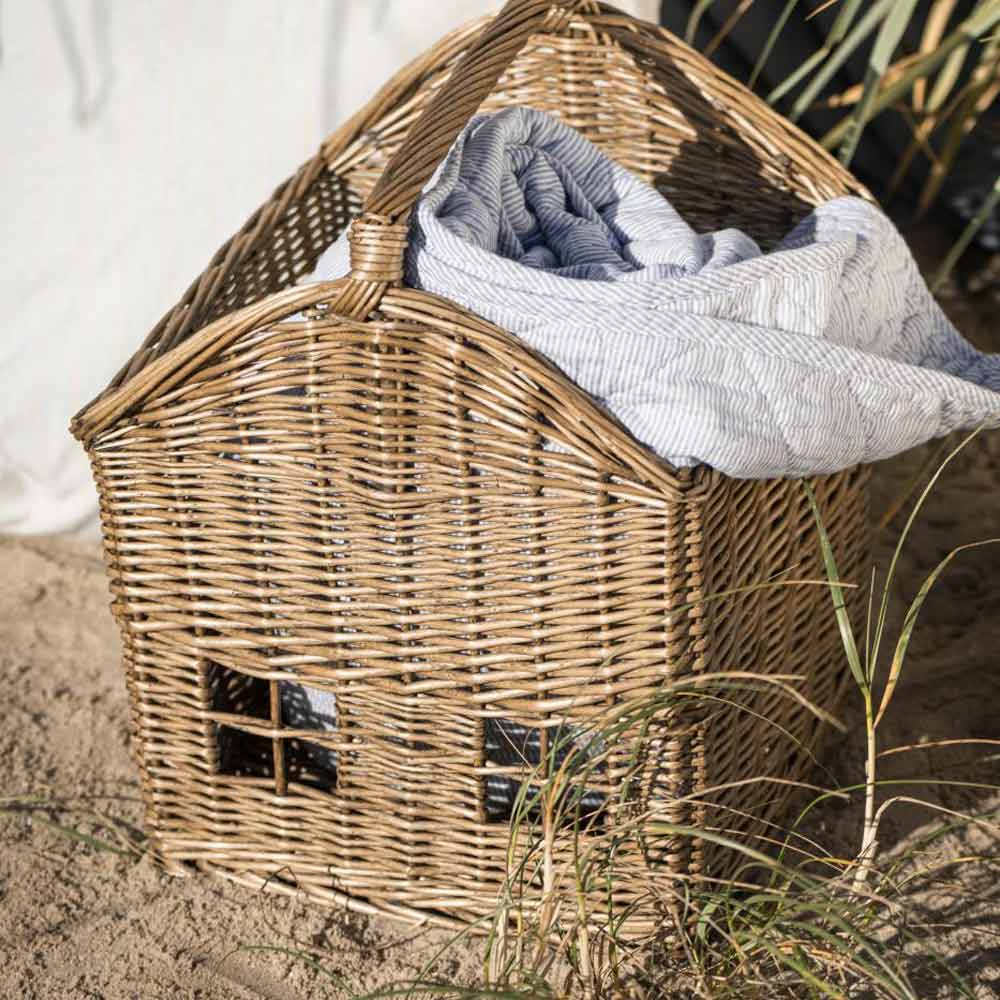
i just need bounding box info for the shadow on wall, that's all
[322,0,392,135]
[44,0,114,125]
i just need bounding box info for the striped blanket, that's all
[310,106,1000,478]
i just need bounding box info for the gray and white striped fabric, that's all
[310,106,1000,478]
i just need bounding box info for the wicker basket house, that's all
[72,0,869,932]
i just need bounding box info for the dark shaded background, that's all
[660,0,1000,249]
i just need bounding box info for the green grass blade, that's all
[875,438,953,535]
[767,0,868,105]
[360,984,550,999]
[918,78,994,217]
[931,172,1000,291]
[873,538,1000,728]
[749,0,803,89]
[685,0,718,44]
[767,46,831,104]
[753,940,851,998]
[839,0,921,165]
[803,481,865,692]
[865,565,876,677]
[826,0,868,45]
[30,816,134,857]
[790,0,896,121]
[869,428,981,683]
[926,39,972,112]
[704,0,758,58]
[821,1,1000,148]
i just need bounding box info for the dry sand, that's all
[2,239,998,997]
[0,534,489,998]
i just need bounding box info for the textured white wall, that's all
[0,0,659,535]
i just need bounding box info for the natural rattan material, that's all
[73,1,870,932]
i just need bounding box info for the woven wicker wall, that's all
[77,3,871,933]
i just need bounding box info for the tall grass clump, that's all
[683,0,1000,286]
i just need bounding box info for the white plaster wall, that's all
[0,0,658,535]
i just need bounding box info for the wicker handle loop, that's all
[363,0,586,221]
[332,0,586,319]
[348,213,409,283]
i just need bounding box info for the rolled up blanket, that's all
[310,106,1000,479]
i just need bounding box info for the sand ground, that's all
[2,232,998,998]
